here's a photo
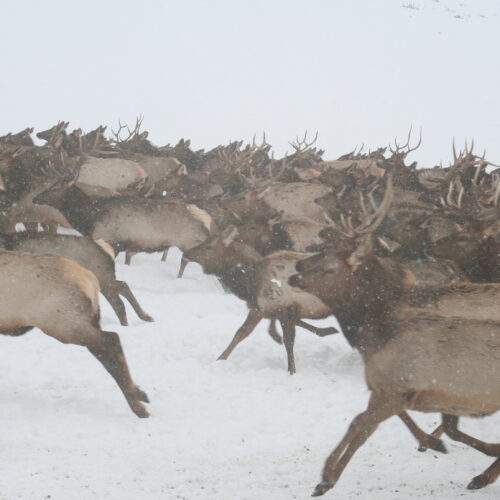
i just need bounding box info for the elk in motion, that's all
[0,250,150,417]
[185,224,342,374]
[288,187,500,494]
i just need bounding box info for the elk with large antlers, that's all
[288,177,500,495]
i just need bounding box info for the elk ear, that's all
[221,225,239,247]
[346,236,373,270]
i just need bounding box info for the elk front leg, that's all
[442,414,500,456]
[296,319,338,337]
[177,256,190,278]
[280,314,297,375]
[161,247,170,262]
[398,412,447,453]
[218,309,263,360]
[87,330,150,418]
[312,393,404,496]
[115,280,154,322]
[125,251,136,265]
[468,458,500,490]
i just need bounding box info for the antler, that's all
[288,131,319,154]
[323,174,393,237]
[111,116,144,143]
[389,126,422,157]
[440,180,464,209]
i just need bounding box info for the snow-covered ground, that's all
[1,250,498,500]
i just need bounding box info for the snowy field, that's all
[1,250,498,500]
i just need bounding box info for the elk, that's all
[288,182,500,494]
[35,184,214,263]
[0,250,149,418]
[1,232,153,326]
[184,224,345,374]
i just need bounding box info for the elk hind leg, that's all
[115,280,154,322]
[267,319,282,344]
[296,319,338,337]
[398,412,446,453]
[218,309,263,361]
[87,330,150,418]
[101,287,129,326]
[442,414,500,456]
[312,393,404,497]
[468,458,500,490]
[279,313,297,375]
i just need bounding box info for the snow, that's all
[1,249,498,499]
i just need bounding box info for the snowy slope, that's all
[1,249,498,500]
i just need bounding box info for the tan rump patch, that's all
[187,204,212,232]
[94,238,116,259]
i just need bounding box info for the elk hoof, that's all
[135,388,150,403]
[467,474,490,490]
[141,314,155,322]
[418,438,447,454]
[120,319,129,327]
[131,402,150,418]
[312,480,334,496]
[317,327,338,337]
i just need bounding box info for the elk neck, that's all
[334,256,407,359]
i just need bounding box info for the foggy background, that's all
[1,0,499,166]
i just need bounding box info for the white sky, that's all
[1,0,499,166]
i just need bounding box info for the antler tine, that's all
[355,174,394,234]
[268,155,288,182]
[111,120,127,142]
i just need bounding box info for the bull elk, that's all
[288,180,500,494]
[0,250,149,417]
[184,225,340,374]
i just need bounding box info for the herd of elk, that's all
[1,121,499,493]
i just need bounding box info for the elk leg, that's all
[115,280,154,322]
[417,423,445,452]
[101,287,129,326]
[280,314,297,375]
[296,319,338,337]
[468,458,500,490]
[24,222,39,233]
[87,330,150,418]
[161,247,170,262]
[442,414,500,456]
[398,412,447,453]
[312,393,404,496]
[218,309,263,360]
[177,256,190,278]
[125,251,136,265]
[267,319,283,344]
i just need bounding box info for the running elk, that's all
[288,181,500,494]
[184,225,338,374]
[0,250,149,417]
